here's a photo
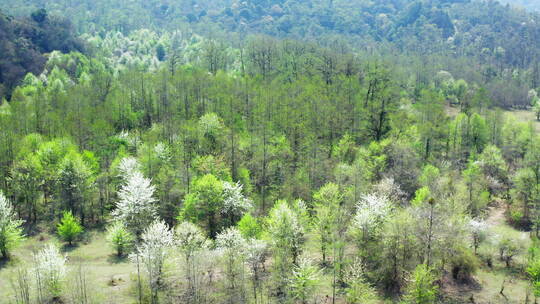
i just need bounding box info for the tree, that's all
[288,258,320,304]
[0,191,24,259]
[237,213,262,239]
[112,171,158,237]
[175,221,209,302]
[414,89,447,160]
[344,260,378,304]
[216,227,247,303]
[56,152,93,224]
[404,264,438,304]
[312,182,342,265]
[179,174,224,238]
[245,239,268,302]
[469,219,488,255]
[222,182,252,227]
[527,248,540,298]
[362,65,398,141]
[106,221,134,257]
[132,220,173,304]
[34,244,67,302]
[512,168,538,227]
[31,9,48,23]
[57,211,83,246]
[266,200,305,297]
[462,160,489,216]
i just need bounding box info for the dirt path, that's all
[486,202,506,227]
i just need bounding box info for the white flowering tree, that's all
[0,192,24,259]
[113,171,157,236]
[132,220,173,304]
[469,219,488,255]
[175,221,209,303]
[245,239,268,302]
[116,156,141,180]
[267,201,305,296]
[34,244,67,301]
[352,193,392,244]
[216,227,247,303]
[222,182,252,226]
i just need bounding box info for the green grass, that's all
[0,231,135,304]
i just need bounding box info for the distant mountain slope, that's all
[499,0,540,11]
[1,0,539,72]
[0,10,84,97]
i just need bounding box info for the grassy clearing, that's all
[0,231,135,304]
[506,109,540,132]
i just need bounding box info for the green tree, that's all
[56,151,94,224]
[179,174,224,238]
[106,221,134,257]
[312,182,342,265]
[414,89,447,160]
[57,211,83,246]
[404,264,438,304]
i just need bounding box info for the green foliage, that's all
[57,211,83,245]
[288,259,320,304]
[449,247,479,282]
[404,264,438,304]
[527,251,540,296]
[179,174,224,238]
[412,187,431,207]
[106,221,134,257]
[237,213,262,239]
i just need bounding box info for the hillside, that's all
[499,0,540,11]
[0,0,540,303]
[0,9,84,97]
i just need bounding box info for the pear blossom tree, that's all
[175,221,210,302]
[469,219,488,255]
[113,171,158,236]
[216,227,247,303]
[34,244,67,302]
[245,239,268,302]
[132,220,173,304]
[0,192,25,259]
[221,181,252,226]
[116,156,141,180]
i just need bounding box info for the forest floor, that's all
[0,204,533,304]
[0,230,135,303]
[443,201,532,304]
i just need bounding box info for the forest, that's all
[0,0,540,303]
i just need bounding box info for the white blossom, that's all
[222,182,252,218]
[131,220,173,296]
[34,244,67,298]
[154,142,171,162]
[0,191,24,257]
[353,193,392,233]
[469,219,488,234]
[245,239,268,275]
[117,157,140,179]
[112,171,157,235]
[0,192,23,233]
[175,221,208,256]
[216,227,247,254]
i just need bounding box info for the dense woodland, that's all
[1,0,540,303]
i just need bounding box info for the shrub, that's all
[106,221,134,257]
[57,211,83,246]
[450,248,479,283]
